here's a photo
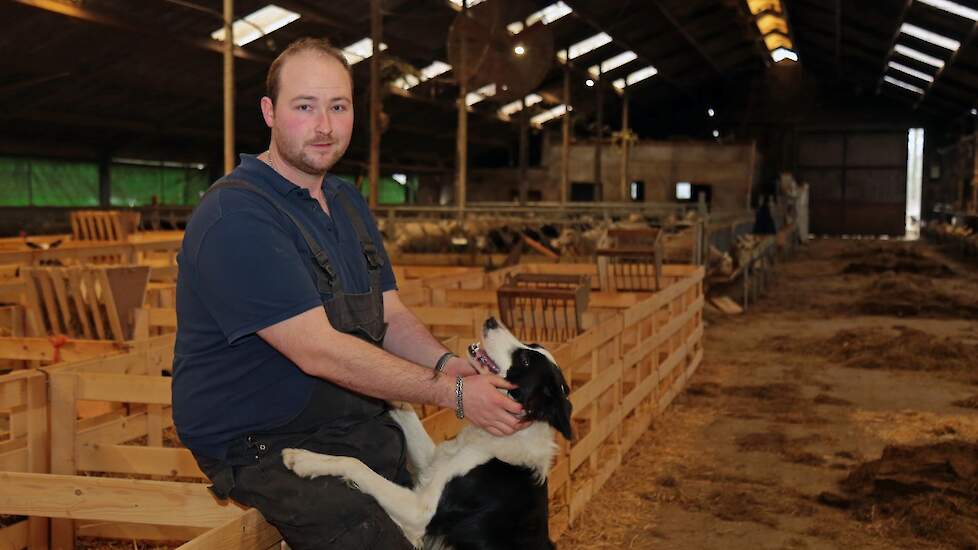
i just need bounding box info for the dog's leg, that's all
[282,448,431,547]
[388,403,436,472]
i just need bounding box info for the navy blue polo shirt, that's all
[172,154,397,460]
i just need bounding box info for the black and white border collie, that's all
[282,317,573,549]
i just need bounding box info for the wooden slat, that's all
[75,372,172,404]
[67,267,95,339]
[96,269,126,341]
[0,472,245,528]
[49,267,76,336]
[81,268,107,340]
[0,519,28,550]
[0,337,125,362]
[175,508,281,550]
[76,445,205,478]
[76,521,207,542]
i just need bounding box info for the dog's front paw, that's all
[282,449,359,481]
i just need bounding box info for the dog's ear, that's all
[545,366,573,441]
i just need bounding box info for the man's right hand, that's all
[458,374,529,436]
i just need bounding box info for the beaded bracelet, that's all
[455,376,465,419]
[434,351,456,374]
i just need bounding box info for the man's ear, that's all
[260,96,275,128]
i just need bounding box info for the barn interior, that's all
[1,0,978,548]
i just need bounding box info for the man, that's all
[172,38,526,549]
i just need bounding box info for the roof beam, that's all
[12,0,272,63]
[649,0,723,75]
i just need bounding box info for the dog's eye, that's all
[521,356,530,367]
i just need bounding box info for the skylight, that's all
[756,13,788,34]
[499,94,543,117]
[447,0,488,10]
[888,61,935,83]
[900,23,961,51]
[893,44,945,68]
[465,83,496,107]
[771,47,798,62]
[210,5,300,47]
[557,33,612,61]
[393,60,452,90]
[342,38,388,65]
[883,75,925,94]
[530,104,568,127]
[612,65,659,90]
[587,51,638,77]
[917,0,978,21]
[508,1,572,34]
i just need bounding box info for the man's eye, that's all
[331,104,346,112]
[297,105,312,111]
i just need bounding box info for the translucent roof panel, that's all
[211,5,300,47]
[465,83,496,106]
[587,51,638,77]
[893,44,946,68]
[883,75,925,94]
[900,23,961,51]
[757,13,788,35]
[763,33,792,50]
[447,0,488,10]
[887,61,935,82]
[499,94,543,117]
[917,0,978,21]
[746,0,781,15]
[530,104,568,126]
[771,47,798,62]
[557,33,612,61]
[342,38,388,65]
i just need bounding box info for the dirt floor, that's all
[560,238,978,550]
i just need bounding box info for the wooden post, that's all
[561,62,571,205]
[620,88,630,202]
[50,371,78,549]
[369,0,382,210]
[519,96,529,205]
[456,1,468,218]
[594,69,603,201]
[223,0,235,174]
[972,128,978,213]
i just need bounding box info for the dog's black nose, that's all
[485,317,498,330]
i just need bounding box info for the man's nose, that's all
[315,110,333,134]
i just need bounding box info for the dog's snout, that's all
[485,317,498,330]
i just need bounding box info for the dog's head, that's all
[467,317,573,440]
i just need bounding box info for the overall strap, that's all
[334,189,385,272]
[207,178,340,293]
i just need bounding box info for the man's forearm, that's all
[258,307,455,409]
[383,307,449,368]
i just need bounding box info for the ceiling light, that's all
[708,108,715,117]
[585,79,595,87]
[514,45,526,55]
[712,130,719,138]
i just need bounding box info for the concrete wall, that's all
[543,140,757,210]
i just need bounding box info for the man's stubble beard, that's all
[275,129,346,177]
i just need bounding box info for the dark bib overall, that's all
[193,179,413,549]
